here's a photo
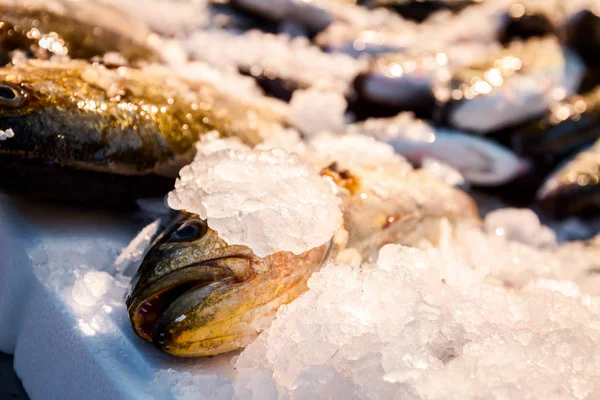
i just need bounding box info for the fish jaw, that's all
[127,213,330,356]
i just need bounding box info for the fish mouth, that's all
[128,256,251,343]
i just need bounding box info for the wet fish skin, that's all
[509,86,600,169]
[435,36,580,134]
[0,3,160,64]
[351,69,437,121]
[0,59,277,203]
[127,162,480,357]
[537,139,600,218]
[498,11,559,46]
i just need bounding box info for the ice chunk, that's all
[484,208,556,248]
[185,30,365,94]
[168,148,341,257]
[71,271,114,307]
[421,158,466,187]
[28,237,122,293]
[308,132,408,169]
[289,89,347,137]
[114,219,163,276]
[194,131,251,157]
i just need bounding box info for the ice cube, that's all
[484,208,556,248]
[289,89,347,137]
[71,271,114,307]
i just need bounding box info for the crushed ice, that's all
[235,242,600,399]
[11,0,600,398]
[167,147,341,257]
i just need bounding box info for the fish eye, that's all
[0,84,24,108]
[169,220,208,242]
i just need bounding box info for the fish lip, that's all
[150,278,234,351]
[128,254,250,302]
[127,254,252,341]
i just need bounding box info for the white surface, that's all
[0,196,237,400]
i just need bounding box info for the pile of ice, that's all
[167,146,341,257]
[233,238,600,399]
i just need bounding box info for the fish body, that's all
[350,42,499,120]
[435,36,584,134]
[537,139,600,218]
[127,159,479,356]
[497,1,562,45]
[351,52,441,120]
[509,85,600,168]
[0,2,160,65]
[0,60,283,205]
[349,113,528,185]
[364,0,477,22]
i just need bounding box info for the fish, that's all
[0,2,160,65]
[509,85,600,169]
[126,160,480,356]
[351,52,441,120]
[350,42,498,120]
[497,0,563,46]
[348,113,529,186]
[0,59,285,206]
[566,8,600,69]
[435,36,584,134]
[537,138,600,218]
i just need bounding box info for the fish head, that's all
[0,79,40,122]
[126,212,330,356]
[0,62,98,154]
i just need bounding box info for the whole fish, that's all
[435,36,584,134]
[349,113,528,186]
[509,85,600,168]
[537,138,600,218]
[126,160,480,356]
[0,2,160,65]
[350,42,498,120]
[0,59,285,205]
